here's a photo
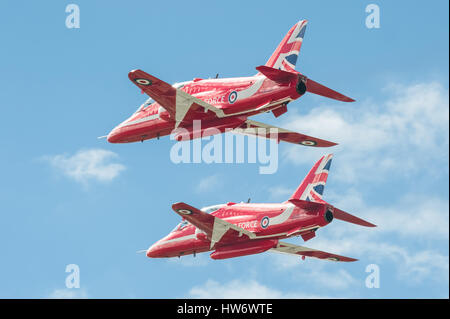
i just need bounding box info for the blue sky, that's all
[0,1,448,298]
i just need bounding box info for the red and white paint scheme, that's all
[146,154,376,262]
[107,20,354,146]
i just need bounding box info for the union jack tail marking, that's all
[265,20,308,72]
[289,154,333,203]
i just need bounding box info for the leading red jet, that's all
[107,20,354,146]
[146,154,376,262]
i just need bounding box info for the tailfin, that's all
[265,20,307,72]
[289,154,333,202]
[262,20,355,103]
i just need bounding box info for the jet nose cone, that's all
[146,244,161,258]
[107,133,115,143]
[107,129,120,143]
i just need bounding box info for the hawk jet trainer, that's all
[107,20,354,147]
[146,154,376,262]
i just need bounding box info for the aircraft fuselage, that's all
[107,75,303,143]
[147,202,332,259]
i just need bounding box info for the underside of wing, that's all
[271,241,357,262]
[233,119,337,147]
[128,69,225,127]
[171,202,255,249]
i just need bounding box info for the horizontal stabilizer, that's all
[306,78,355,102]
[333,207,376,227]
[288,199,325,212]
[256,65,297,83]
[255,65,355,102]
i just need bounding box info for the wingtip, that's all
[341,257,358,262]
[172,202,195,214]
[362,220,377,227]
[128,69,144,80]
[171,202,184,210]
[316,141,338,148]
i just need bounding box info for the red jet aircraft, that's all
[146,154,376,262]
[107,20,354,146]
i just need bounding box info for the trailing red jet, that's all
[107,20,354,146]
[146,154,376,262]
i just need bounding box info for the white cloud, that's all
[267,253,358,290]
[195,174,220,193]
[268,232,448,288]
[365,196,449,240]
[48,288,88,299]
[188,279,331,299]
[44,149,125,184]
[311,237,448,285]
[302,268,358,290]
[326,189,449,241]
[282,81,449,184]
[266,189,448,287]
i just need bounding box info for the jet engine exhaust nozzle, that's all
[324,209,334,223]
[296,75,307,95]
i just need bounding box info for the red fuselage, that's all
[107,74,303,143]
[147,202,332,259]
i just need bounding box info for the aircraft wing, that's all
[172,202,256,249]
[128,69,225,127]
[232,119,337,147]
[271,241,357,262]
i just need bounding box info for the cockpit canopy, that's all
[135,97,155,113]
[171,219,189,232]
[200,204,226,214]
[172,82,188,89]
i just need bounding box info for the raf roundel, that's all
[178,209,192,215]
[228,91,238,104]
[260,216,270,229]
[300,140,317,146]
[135,78,152,86]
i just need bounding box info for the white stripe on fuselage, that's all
[199,76,263,84]
[156,233,196,246]
[235,77,265,100]
[269,205,295,225]
[117,113,159,129]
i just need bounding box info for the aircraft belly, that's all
[164,240,210,257]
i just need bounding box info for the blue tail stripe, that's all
[323,159,332,171]
[313,184,325,195]
[285,54,298,66]
[296,25,307,39]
